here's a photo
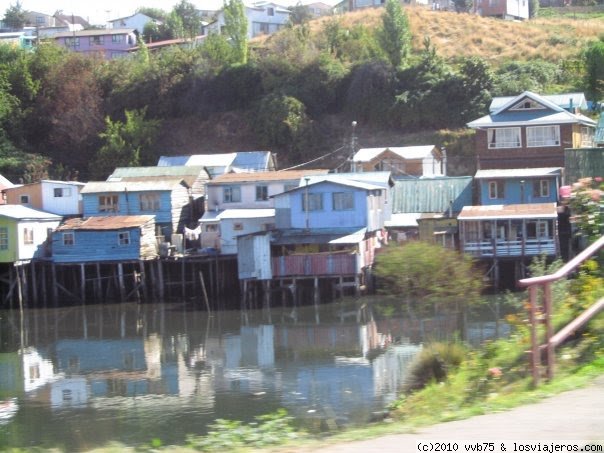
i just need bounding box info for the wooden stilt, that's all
[95,263,102,301]
[157,260,165,300]
[31,262,38,306]
[117,263,126,302]
[199,271,210,312]
[181,257,186,299]
[52,264,58,306]
[80,263,86,304]
[139,261,149,302]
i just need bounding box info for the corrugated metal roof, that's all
[210,169,329,184]
[385,213,421,227]
[57,215,155,231]
[458,203,557,220]
[489,92,588,112]
[275,178,384,196]
[108,166,208,180]
[53,28,135,38]
[0,205,62,220]
[200,210,220,222]
[81,178,188,194]
[595,114,604,144]
[391,177,473,214]
[303,171,393,187]
[157,153,236,167]
[231,151,272,171]
[217,209,275,219]
[353,146,436,162]
[271,228,366,245]
[475,168,562,179]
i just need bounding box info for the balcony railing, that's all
[463,238,556,257]
[272,253,358,277]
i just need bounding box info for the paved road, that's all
[291,375,604,452]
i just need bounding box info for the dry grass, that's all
[304,6,603,66]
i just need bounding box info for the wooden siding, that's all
[5,185,42,209]
[52,224,157,263]
[478,177,559,205]
[237,234,272,280]
[564,148,604,184]
[271,253,357,277]
[0,218,59,263]
[476,124,573,169]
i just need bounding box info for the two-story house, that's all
[4,180,85,217]
[236,172,394,302]
[205,1,291,39]
[200,169,329,254]
[80,178,192,239]
[467,91,597,170]
[52,28,137,59]
[351,146,445,178]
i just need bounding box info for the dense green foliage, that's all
[0,5,601,183]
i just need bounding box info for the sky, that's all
[1,0,331,25]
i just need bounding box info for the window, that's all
[233,222,244,231]
[99,195,119,212]
[267,7,275,15]
[488,127,521,149]
[581,127,594,147]
[139,193,160,211]
[510,99,544,111]
[65,37,80,48]
[62,232,75,246]
[205,224,218,232]
[526,125,560,147]
[20,195,29,204]
[223,186,241,203]
[333,192,354,210]
[302,193,323,211]
[259,22,269,34]
[256,185,268,201]
[54,187,72,198]
[0,227,8,250]
[537,221,549,238]
[23,228,34,245]
[118,231,130,246]
[262,223,275,231]
[112,34,124,43]
[532,179,549,198]
[488,180,504,199]
[90,36,104,45]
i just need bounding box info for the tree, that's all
[374,241,483,313]
[223,0,248,64]
[91,108,161,179]
[453,0,473,12]
[584,39,604,102]
[288,3,312,25]
[3,1,26,30]
[378,0,411,68]
[166,11,185,39]
[173,0,202,38]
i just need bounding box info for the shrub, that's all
[402,342,466,393]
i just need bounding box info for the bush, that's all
[403,342,466,393]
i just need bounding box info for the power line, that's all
[279,145,347,171]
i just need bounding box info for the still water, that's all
[0,300,507,451]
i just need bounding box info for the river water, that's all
[0,299,508,451]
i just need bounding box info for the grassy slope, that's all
[155,8,603,165]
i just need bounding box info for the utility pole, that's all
[350,120,357,172]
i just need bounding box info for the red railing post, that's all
[528,285,540,385]
[543,282,554,381]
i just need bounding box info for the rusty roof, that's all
[209,169,329,184]
[57,215,155,231]
[458,203,557,220]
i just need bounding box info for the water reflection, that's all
[0,301,507,451]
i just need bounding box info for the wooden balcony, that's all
[462,238,557,257]
[271,253,358,277]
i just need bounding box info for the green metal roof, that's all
[391,177,473,214]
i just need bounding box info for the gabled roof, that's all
[0,205,61,221]
[353,146,438,162]
[273,178,384,198]
[474,168,562,179]
[0,174,14,189]
[391,176,473,214]
[4,179,85,191]
[209,169,328,185]
[489,92,588,113]
[458,203,557,220]
[53,28,135,38]
[468,91,597,129]
[107,166,209,181]
[108,12,158,23]
[271,227,366,245]
[302,171,394,188]
[81,178,189,194]
[57,215,155,231]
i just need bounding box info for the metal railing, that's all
[518,235,604,385]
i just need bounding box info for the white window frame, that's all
[62,232,75,246]
[537,220,549,239]
[118,231,130,246]
[255,185,269,201]
[23,227,34,245]
[488,180,504,199]
[488,127,521,149]
[533,179,550,198]
[54,187,72,198]
[89,36,104,45]
[223,186,241,203]
[526,125,560,147]
[20,195,29,204]
[139,193,160,211]
[99,195,119,213]
[112,34,124,43]
[333,192,354,211]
